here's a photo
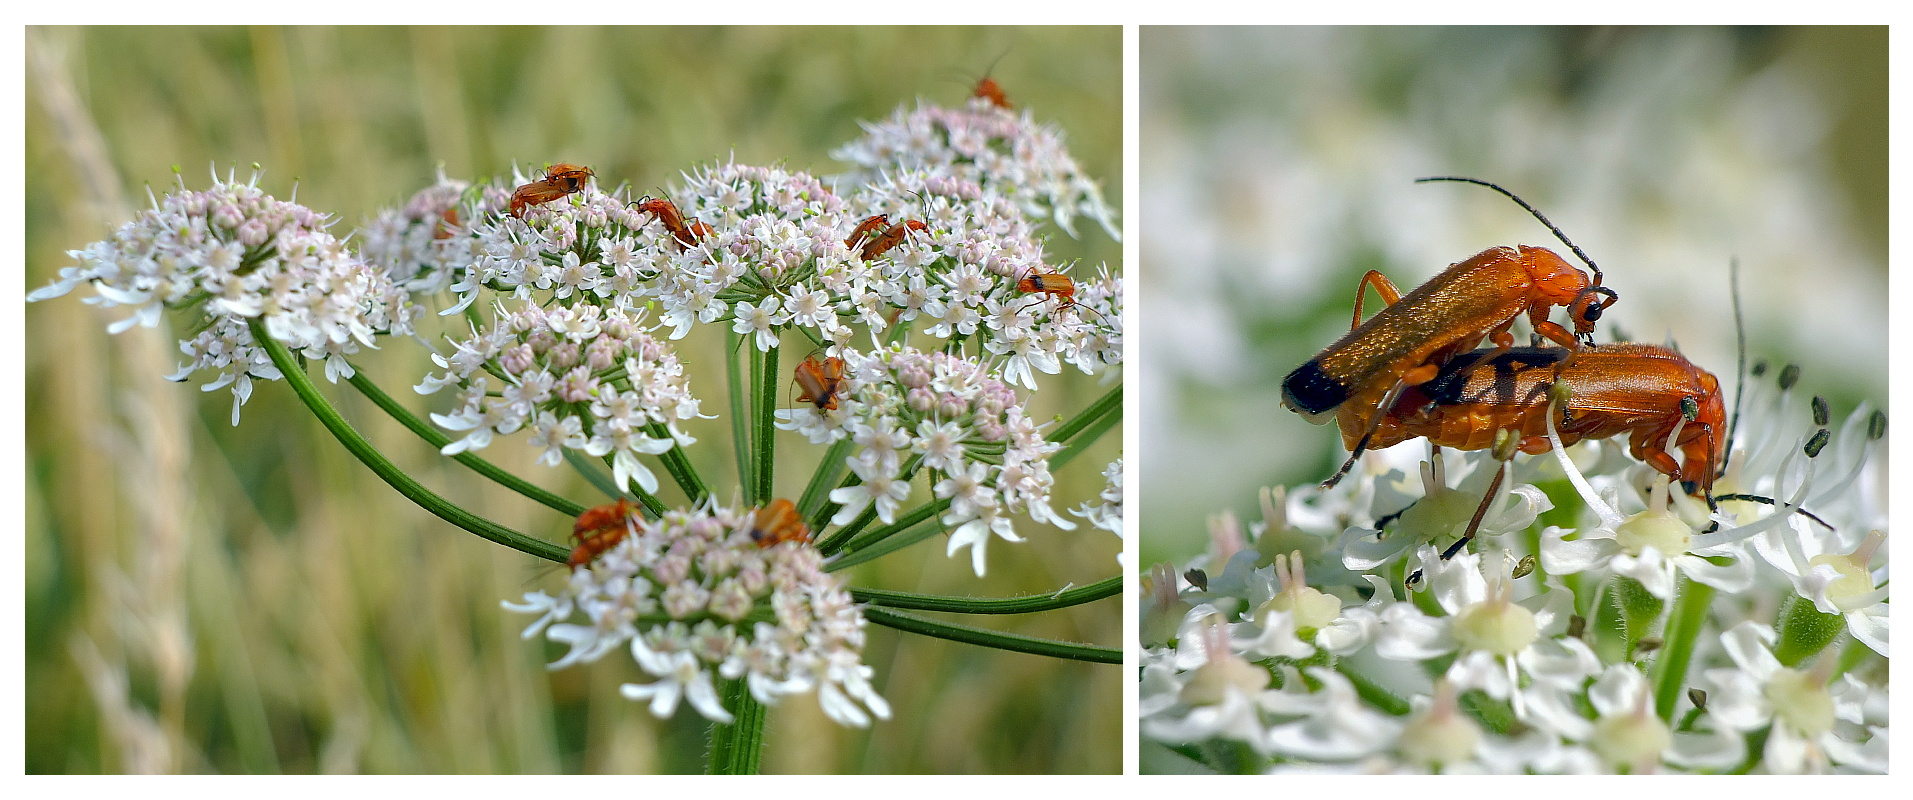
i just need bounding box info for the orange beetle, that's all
[858,219,928,261]
[1285,178,1620,487]
[1012,267,1109,324]
[568,498,639,568]
[844,214,891,251]
[1284,244,1613,422]
[793,354,848,412]
[1358,343,1726,498]
[509,163,594,218]
[434,206,460,240]
[634,195,709,250]
[970,50,1012,109]
[1363,342,1778,581]
[973,76,1010,109]
[747,499,811,548]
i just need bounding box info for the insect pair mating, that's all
[1282,177,1752,570]
[507,163,710,251]
[844,202,1102,323]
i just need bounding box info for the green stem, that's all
[1833,636,1876,679]
[342,365,584,517]
[861,607,1119,663]
[1650,575,1715,721]
[1459,690,1517,735]
[756,344,780,503]
[885,316,912,346]
[1334,663,1412,716]
[248,320,567,564]
[852,575,1120,614]
[1050,409,1120,472]
[647,422,710,504]
[727,330,753,503]
[809,470,861,540]
[797,436,854,522]
[705,679,766,775]
[1049,384,1122,444]
[562,449,631,506]
[824,499,953,569]
[1587,577,1629,664]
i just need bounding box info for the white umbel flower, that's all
[504,500,887,728]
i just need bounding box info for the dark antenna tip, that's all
[1415,176,1603,285]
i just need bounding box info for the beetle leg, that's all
[1479,321,1516,366]
[1399,362,1441,387]
[1638,447,1684,482]
[1529,304,1582,369]
[1516,435,1553,455]
[1323,379,1410,489]
[1531,317,1581,351]
[1350,270,1404,331]
[1442,461,1503,561]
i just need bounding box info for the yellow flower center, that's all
[1590,708,1671,769]
[1615,508,1691,557]
[1451,598,1537,656]
[1765,667,1835,737]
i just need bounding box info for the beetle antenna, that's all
[982,46,1012,79]
[1415,176,1604,288]
[1710,493,1835,532]
[1720,257,1746,482]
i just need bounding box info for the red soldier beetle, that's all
[1362,343,1726,496]
[747,498,811,548]
[969,48,1013,109]
[845,214,891,251]
[1372,342,1829,579]
[568,498,638,568]
[858,219,928,261]
[434,206,460,240]
[974,76,1010,109]
[792,353,848,412]
[509,163,594,218]
[634,195,708,250]
[1012,267,1108,324]
[1285,177,1620,487]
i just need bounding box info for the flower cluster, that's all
[1141,365,1887,774]
[30,167,418,424]
[845,170,1124,386]
[832,97,1120,241]
[778,345,1074,576]
[415,301,702,496]
[385,156,1121,391]
[356,166,471,298]
[504,500,889,727]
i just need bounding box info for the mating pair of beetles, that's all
[1281,177,1732,562]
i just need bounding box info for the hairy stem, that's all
[727,330,753,503]
[1651,575,1715,720]
[705,679,766,775]
[852,575,1120,614]
[757,344,780,504]
[861,607,1119,663]
[250,320,567,563]
[343,364,584,517]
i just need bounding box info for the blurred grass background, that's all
[1139,26,1885,567]
[24,25,1121,774]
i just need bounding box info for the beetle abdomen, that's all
[1282,360,1349,415]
